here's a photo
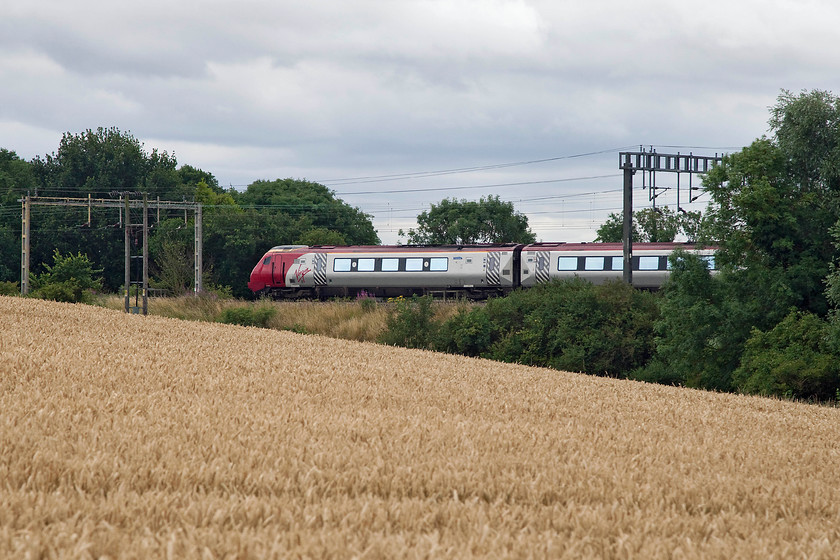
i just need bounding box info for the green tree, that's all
[402,195,536,245]
[295,227,346,246]
[733,310,840,401]
[595,206,699,242]
[647,89,840,394]
[235,179,379,245]
[149,218,195,295]
[431,280,658,377]
[25,129,185,291]
[195,179,237,208]
[31,127,180,197]
[29,250,103,303]
[637,251,741,390]
[0,150,35,282]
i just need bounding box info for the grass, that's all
[96,294,473,343]
[2,296,840,558]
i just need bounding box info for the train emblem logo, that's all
[294,264,311,283]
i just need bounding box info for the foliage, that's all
[216,302,277,328]
[435,309,493,357]
[824,219,840,312]
[0,150,35,282]
[194,179,237,208]
[29,250,103,303]
[31,127,182,198]
[0,280,19,296]
[401,195,536,245]
[595,206,700,242]
[639,89,840,395]
[733,310,840,401]
[148,218,195,295]
[378,295,439,349]
[701,92,840,316]
[433,280,659,377]
[236,179,379,246]
[634,251,741,390]
[295,227,347,246]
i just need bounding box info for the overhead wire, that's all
[319,146,637,185]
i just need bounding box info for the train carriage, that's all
[520,242,716,290]
[248,244,520,299]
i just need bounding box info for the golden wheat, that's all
[1,295,839,559]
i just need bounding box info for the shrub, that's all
[435,280,660,377]
[217,303,277,328]
[435,308,492,356]
[0,281,19,296]
[29,250,103,304]
[733,310,840,401]
[378,295,439,349]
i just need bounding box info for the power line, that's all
[334,174,622,196]
[319,146,637,185]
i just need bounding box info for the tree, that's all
[0,149,35,282]
[636,251,741,391]
[295,228,346,246]
[31,127,180,197]
[29,250,103,303]
[645,89,840,394]
[733,310,840,401]
[149,218,196,295]
[25,128,184,291]
[401,195,536,245]
[595,206,699,243]
[235,179,379,245]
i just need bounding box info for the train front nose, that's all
[248,256,271,293]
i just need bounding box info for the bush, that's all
[733,310,840,401]
[435,280,659,377]
[378,295,438,349]
[435,309,492,356]
[0,281,19,296]
[217,303,277,328]
[29,250,103,304]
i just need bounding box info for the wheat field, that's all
[1,296,839,559]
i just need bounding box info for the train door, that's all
[535,251,550,284]
[486,252,501,286]
[451,255,465,286]
[312,252,327,287]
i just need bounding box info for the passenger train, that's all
[248,242,716,299]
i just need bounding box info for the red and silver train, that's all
[248,242,716,299]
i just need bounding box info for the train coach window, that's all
[430,257,448,271]
[638,256,660,270]
[334,258,352,272]
[584,257,604,271]
[358,258,375,272]
[381,258,399,272]
[558,257,578,271]
[701,256,716,270]
[611,256,623,270]
[406,258,424,272]
[263,256,272,265]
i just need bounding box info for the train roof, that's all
[266,242,715,254]
[522,242,712,251]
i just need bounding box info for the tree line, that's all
[4,89,840,402]
[0,128,380,298]
[378,89,840,403]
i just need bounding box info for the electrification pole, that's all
[618,148,724,286]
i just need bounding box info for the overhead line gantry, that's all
[619,147,724,284]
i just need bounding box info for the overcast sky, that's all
[2,0,838,243]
